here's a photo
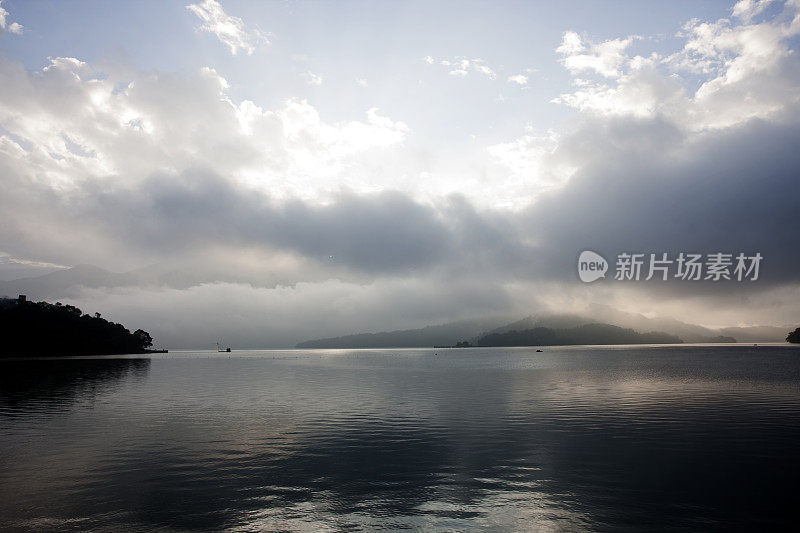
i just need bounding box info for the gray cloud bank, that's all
[5,114,798,288]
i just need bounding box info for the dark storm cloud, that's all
[521,115,800,292]
[97,172,451,273]
[83,170,521,276]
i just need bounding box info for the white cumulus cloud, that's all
[556,31,636,78]
[552,1,800,130]
[0,0,22,34]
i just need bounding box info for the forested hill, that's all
[476,323,683,347]
[295,317,508,349]
[0,297,155,357]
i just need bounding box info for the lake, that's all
[1,345,799,531]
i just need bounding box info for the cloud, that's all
[507,74,528,85]
[556,31,636,78]
[356,78,368,87]
[0,0,22,34]
[485,3,800,323]
[0,56,408,198]
[301,70,323,85]
[732,0,776,22]
[114,176,454,275]
[551,58,688,118]
[0,56,415,273]
[3,4,799,287]
[553,1,800,130]
[485,132,571,202]
[523,115,800,291]
[424,56,497,79]
[186,0,268,55]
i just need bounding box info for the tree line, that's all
[0,297,154,357]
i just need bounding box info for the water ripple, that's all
[1,346,799,530]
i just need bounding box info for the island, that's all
[433,341,474,348]
[0,295,163,357]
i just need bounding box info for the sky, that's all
[0,0,799,347]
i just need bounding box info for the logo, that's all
[578,250,608,283]
[575,251,762,283]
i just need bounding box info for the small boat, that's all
[536,349,543,352]
[217,342,232,353]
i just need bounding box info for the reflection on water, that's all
[0,358,150,411]
[1,346,799,531]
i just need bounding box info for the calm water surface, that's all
[1,345,799,531]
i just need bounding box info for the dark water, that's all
[1,346,799,531]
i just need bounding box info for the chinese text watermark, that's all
[578,251,762,283]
